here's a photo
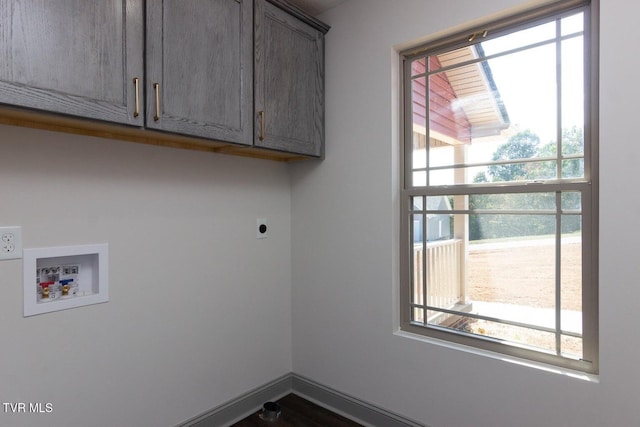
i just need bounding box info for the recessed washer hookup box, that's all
[23,243,108,317]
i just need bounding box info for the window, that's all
[400,0,598,373]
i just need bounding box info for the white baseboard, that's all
[291,374,427,427]
[175,372,427,427]
[176,374,292,427]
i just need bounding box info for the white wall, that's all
[291,0,640,426]
[0,125,292,427]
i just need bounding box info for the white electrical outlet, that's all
[257,218,268,239]
[0,226,23,260]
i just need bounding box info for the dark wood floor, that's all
[231,393,363,427]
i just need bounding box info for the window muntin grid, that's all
[400,1,597,373]
[409,190,583,359]
[407,11,587,188]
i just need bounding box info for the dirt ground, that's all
[465,242,582,356]
[468,242,582,311]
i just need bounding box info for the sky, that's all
[467,11,585,164]
[412,10,586,186]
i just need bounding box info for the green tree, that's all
[531,126,584,179]
[487,130,539,182]
[473,171,488,183]
[469,128,583,240]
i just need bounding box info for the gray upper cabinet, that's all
[0,0,329,160]
[254,0,327,157]
[146,0,253,145]
[0,0,144,126]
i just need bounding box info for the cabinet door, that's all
[255,0,324,157]
[0,0,144,126]
[146,0,253,145]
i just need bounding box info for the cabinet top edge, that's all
[264,0,331,33]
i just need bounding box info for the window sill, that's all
[393,329,599,383]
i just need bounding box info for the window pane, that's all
[467,215,556,327]
[412,171,426,186]
[412,238,425,305]
[411,57,426,77]
[411,214,425,305]
[412,307,425,323]
[412,205,426,307]
[425,238,462,308]
[561,36,584,159]
[412,196,424,211]
[562,335,582,358]
[562,158,584,179]
[411,73,427,185]
[561,217,582,328]
[429,68,472,145]
[561,214,582,360]
[412,77,427,134]
[431,46,477,72]
[484,44,557,144]
[561,191,582,212]
[431,160,562,185]
[561,12,584,36]
[488,159,558,182]
[429,167,468,186]
[454,314,558,353]
[468,192,556,212]
[429,144,454,168]
[481,21,556,56]
[412,132,428,172]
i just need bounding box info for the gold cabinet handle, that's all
[259,111,265,141]
[153,83,160,121]
[133,77,140,118]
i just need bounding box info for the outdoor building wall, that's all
[0,126,293,427]
[412,56,472,144]
[291,0,640,426]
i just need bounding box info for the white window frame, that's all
[399,0,599,374]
